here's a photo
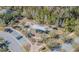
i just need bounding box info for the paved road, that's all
[0,27,45,52]
[0,32,26,52]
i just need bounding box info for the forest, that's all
[0,6,79,34]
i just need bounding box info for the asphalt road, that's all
[0,32,26,52]
[0,27,46,52]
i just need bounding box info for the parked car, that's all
[24,25,30,28]
[36,29,49,34]
[51,43,61,51]
[4,28,13,33]
[27,32,35,38]
[16,36,23,40]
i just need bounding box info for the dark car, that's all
[51,43,61,51]
[36,29,49,34]
[0,42,8,49]
[16,36,23,40]
[24,25,30,28]
[15,15,24,20]
[4,28,13,33]
[27,32,35,38]
[36,29,44,33]
[65,38,73,44]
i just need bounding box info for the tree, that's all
[64,18,76,32]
